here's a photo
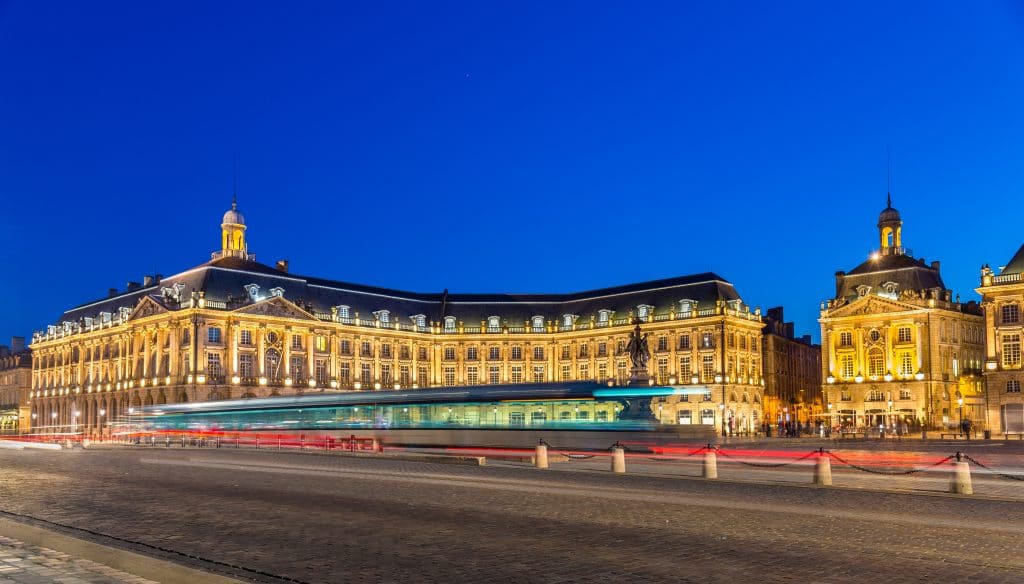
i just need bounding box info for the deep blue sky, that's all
[3,1,1024,344]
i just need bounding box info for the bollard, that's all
[611,442,626,474]
[535,440,549,469]
[950,452,973,495]
[255,436,260,450]
[814,449,832,486]
[703,445,718,479]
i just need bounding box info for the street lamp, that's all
[957,397,964,436]
[718,403,726,437]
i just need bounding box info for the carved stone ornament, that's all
[235,296,315,321]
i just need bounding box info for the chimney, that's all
[10,337,25,353]
[931,260,940,271]
[108,288,118,298]
[276,260,289,273]
[143,275,154,287]
[154,274,163,283]
[127,281,141,291]
[834,271,845,298]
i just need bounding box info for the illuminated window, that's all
[532,316,545,332]
[444,346,456,361]
[239,354,254,378]
[562,314,576,328]
[840,355,854,379]
[1008,380,1021,393]
[340,340,351,355]
[561,364,571,381]
[1003,334,1021,367]
[511,346,523,360]
[866,390,884,401]
[417,366,427,383]
[678,410,692,424]
[444,317,456,333]
[899,388,911,400]
[679,356,691,379]
[739,335,747,350]
[898,327,912,343]
[375,310,390,324]
[597,309,612,324]
[561,345,571,359]
[489,365,500,384]
[679,334,691,350]
[487,316,501,332]
[467,366,478,385]
[867,349,884,378]
[657,358,668,380]
[701,355,715,382]
[839,332,852,347]
[727,333,735,349]
[679,300,693,316]
[1002,304,1020,324]
[291,335,303,350]
[207,353,222,378]
[700,333,715,349]
[533,346,544,360]
[380,364,391,385]
[361,363,372,383]
[412,314,426,328]
[240,330,252,346]
[533,365,545,383]
[337,305,350,319]
[598,363,607,380]
[207,327,222,344]
[399,365,410,386]
[840,389,851,401]
[488,346,500,360]
[443,366,455,387]
[315,359,327,385]
[290,356,303,379]
[511,366,523,384]
[898,352,914,377]
[339,363,350,383]
[315,336,327,352]
[579,363,589,379]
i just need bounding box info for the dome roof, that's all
[877,193,901,226]
[222,198,245,226]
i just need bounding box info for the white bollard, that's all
[611,444,626,474]
[814,453,832,486]
[703,450,718,479]
[950,454,973,495]
[535,441,549,469]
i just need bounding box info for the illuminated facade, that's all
[0,338,31,433]
[819,197,984,431]
[977,244,1024,433]
[29,200,767,437]
[761,308,821,426]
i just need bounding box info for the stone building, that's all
[761,307,821,427]
[818,197,984,431]
[29,199,768,437]
[977,244,1024,434]
[0,337,31,433]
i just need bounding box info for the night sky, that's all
[3,1,1024,344]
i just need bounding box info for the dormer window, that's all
[679,300,694,316]
[562,314,578,328]
[487,316,501,332]
[637,305,652,319]
[856,285,872,298]
[411,314,427,328]
[532,316,545,332]
[100,312,111,324]
[119,307,131,322]
[374,310,390,323]
[269,287,284,298]
[444,317,456,333]
[597,309,612,324]
[727,299,742,311]
[336,305,350,320]
[881,281,899,296]
[244,284,260,300]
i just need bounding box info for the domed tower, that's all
[877,193,903,255]
[213,196,253,260]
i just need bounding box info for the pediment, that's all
[129,296,170,321]
[826,295,919,318]
[233,295,317,321]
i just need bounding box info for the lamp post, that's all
[887,399,893,432]
[827,403,833,436]
[957,397,964,436]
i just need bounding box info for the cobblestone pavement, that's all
[0,534,157,584]
[0,446,1023,583]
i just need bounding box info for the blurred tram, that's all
[139,381,714,451]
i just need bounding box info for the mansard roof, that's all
[1001,243,1024,276]
[836,253,946,302]
[53,255,745,328]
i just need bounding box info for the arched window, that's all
[867,348,885,378]
[444,317,456,333]
[487,316,501,332]
[532,316,545,332]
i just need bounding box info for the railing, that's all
[994,273,1022,284]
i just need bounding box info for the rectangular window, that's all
[678,410,692,425]
[597,342,607,357]
[678,334,691,350]
[315,359,327,385]
[533,346,544,360]
[291,356,304,379]
[899,388,911,400]
[467,366,478,385]
[1002,304,1020,324]
[315,336,328,352]
[739,335,747,350]
[657,337,668,352]
[417,366,427,384]
[533,365,545,383]
[489,365,500,384]
[207,353,222,378]
[444,347,456,361]
[381,343,392,359]
[239,353,254,378]
[467,346,478,361]
[701,333,714,349]
[657,357,668,381]
[240,330,252,346]
[488,346,500,361]
[898,352,913,377]
[679,356,691,380]
[701,409,715,425]
[207,327,222,344]
[361,363,371,383]
[381,364,391,385]
[400,365,410,386]
[400,345,411,360]
[418,347,428,360]
[339,363,351,383]
[898,327,912,343]
[579,343,589,358]
[841,355,854,379]
[1008,380,1021,393]
[868,351,884,378]
[340,340,351,355]
[511,346,522,360]
[1003,334,1021,367]
[579,363,589,380]
[511,365,523,383]
[291,335,303,350]
[561,345,571,359]
[361,342,373,357]
[443,366,456,387]
[839,331,852,347]
[561,364,571,381]
[701,355,715,382]
[598,363,607,381]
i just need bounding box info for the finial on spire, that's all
[886,192,892,209]
[232,194,238,211]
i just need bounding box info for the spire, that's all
[886,192,892,209]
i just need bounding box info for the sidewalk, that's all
[0,517,240,584]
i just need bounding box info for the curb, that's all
[0,516,242,584]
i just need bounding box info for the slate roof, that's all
[1000,243,1024,276]
[835,253,945,302]
[54,256,745,328]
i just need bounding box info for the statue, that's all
[626,321,650,372]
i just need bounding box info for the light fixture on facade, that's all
[691,374,699,384]
[353,382,362,390]
[164,376,170,385]
[196,374,206,384]
[330,379,338,389]
[231,375,241,384]
[914,371,925,381]
[99,409,106,417]
[374,382,382,390]
[186,375,192,384]
[308,378,316,388]
[854,374,864,383]
[141,378,147,387]
[393,383,401,390]
[668,376,677,385]
[284,377,293,386]
[714,373,723,383]
[884,372,893,382]
[258,376,267,386]
[986,361,997,370]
